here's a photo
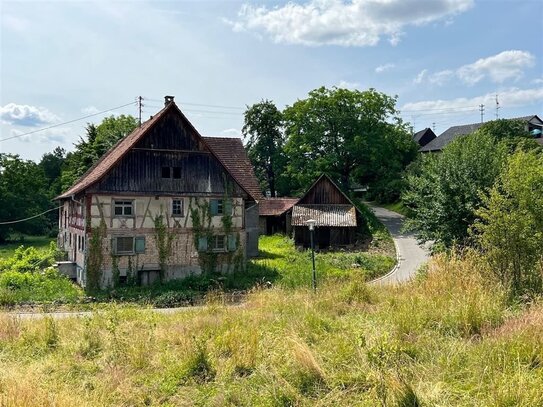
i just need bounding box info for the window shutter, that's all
[228,234,237,252]
[210,199,218,216]
[224,199,232,216]
[111,237,117,255]
[198,236,208,252]
[135,236,146,253]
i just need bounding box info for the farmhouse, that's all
[291,174,364,249]
[419,115,543,153]
[56,96,262,288]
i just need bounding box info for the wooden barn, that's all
[291,174,364,249]
[258,197,298,235]
[56,96,262,288]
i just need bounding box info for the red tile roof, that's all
[203,136,264,201]
[259,198,299,216]
[57,102,262,201]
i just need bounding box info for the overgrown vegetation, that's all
[1,252,541,406]
[0,243,83,306]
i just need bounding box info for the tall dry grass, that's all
[0,252,541,406]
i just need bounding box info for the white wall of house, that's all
[59,195,247,287]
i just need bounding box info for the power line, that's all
[0,101,135,142]
[0,206,62,225]
[145,98,244,110]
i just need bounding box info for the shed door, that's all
[317,228,330,248]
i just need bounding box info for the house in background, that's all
[56,96,262,287]
[412,128,436,147]
[420,115,543,153]
[291,174,364,249]
[259,197,298,235]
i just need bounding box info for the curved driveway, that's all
[367,204,430,285]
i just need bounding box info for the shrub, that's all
[473,150,543,296]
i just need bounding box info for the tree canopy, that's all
[243,100,287,197]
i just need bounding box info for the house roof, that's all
[413,128,436,146]
[419,115,542,152]
[203,137,264,201]
[419,122,484,152]
[291,204,357,227]
[259,198,299,216]
[57,102,262,201]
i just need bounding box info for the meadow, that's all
[0,234,395,309]
[1,251,541,406]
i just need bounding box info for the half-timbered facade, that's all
[56,97,262,287]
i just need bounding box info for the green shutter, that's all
[135,236,146,253]
[210,199,219,216]
[224,199,232,216]
[198,236,208,252]
[227,233,237,252]
[111,237,117,255]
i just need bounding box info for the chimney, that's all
[164,95,175,106]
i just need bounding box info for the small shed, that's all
[259,198,298,235]
[291,174,364,249]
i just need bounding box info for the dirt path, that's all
[367,203,430,285]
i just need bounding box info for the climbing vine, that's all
[153,211,177,282]
[86,218,106,295]
[190,199,218,274]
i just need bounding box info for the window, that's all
[114,200,134,217]
[162,167,171,178]
[210,199,232,216]
[197,234,236,252]
[172,199,184,217]
[172,167,181,179]
[112,236,146,255]
[211,235,226,252]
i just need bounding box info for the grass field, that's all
[1,252,541,406]
[0,236,54,259]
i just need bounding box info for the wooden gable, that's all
[297,174,352,205]
[87,106,247,197]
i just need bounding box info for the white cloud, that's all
[533,77,543,85]
[81,106,100,115]
[402,87,543,112]
[414,69,427,84]
[415,50,535,86]
[337,80,360,89]
[457,50,535,85]
[220,128,241,137]
[229,0,473,47]
[2,15,29,32]
[375,63,395,73]
[0,103,60,127]
[11,127,72,144]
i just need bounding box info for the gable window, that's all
[162,167,171,178]
[173,167,181,179]
[114,200,134,217]
[172,199,184,217]
[112,236,146,255]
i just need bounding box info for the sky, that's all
[1,0,542,162]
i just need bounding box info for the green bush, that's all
[474,150,543,296]
[0,267,83,304]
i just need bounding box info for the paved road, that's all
[367,204,430,285]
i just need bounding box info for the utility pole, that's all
[137,96,143,126]
[479,104,485,123]
[495,94,500,119]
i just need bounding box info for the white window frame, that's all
[113,199,134,217]
[211,235,226,252]
[172,198,184,217]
